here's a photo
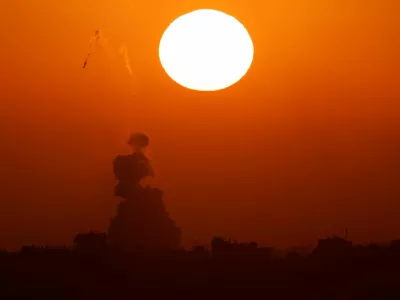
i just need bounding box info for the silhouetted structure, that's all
[74,232,107,253]
[4,235,400,299]
[108,133,181,251]
[20,245,71,256]
[211,236,273,261]
[312,235,352,257]
[390,239,400,251]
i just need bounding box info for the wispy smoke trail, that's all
[82,31,136,96]
[119,44,134,78]
[82,30,101,69]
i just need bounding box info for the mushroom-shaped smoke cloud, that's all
[128,132,149,152]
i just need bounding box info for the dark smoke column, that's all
[108,133,182,251]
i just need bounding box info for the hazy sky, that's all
[0,0,399,249]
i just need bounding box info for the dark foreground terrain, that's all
[1,236,400,300]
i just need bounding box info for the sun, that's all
[159,9,254,91]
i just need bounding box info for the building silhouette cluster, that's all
[2,235,400,299]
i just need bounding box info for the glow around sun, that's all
[159,9,254,91]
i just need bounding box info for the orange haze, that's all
[0,0,399,250]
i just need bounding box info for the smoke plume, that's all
[119,44,134,78]
[128,132,149,152]
[82,30,102,69]
[82,30,136,95]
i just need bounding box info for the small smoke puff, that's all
[128,133,149,150]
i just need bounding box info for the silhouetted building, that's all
[211,237,273,260]
[286,250,302,260]
[390,239,400,252]
[20,245,71,256]
[74,232,107,253]
[312,236,352,257]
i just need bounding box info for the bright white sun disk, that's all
[159,9,254,91]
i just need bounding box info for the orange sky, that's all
[0,0,399,250]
